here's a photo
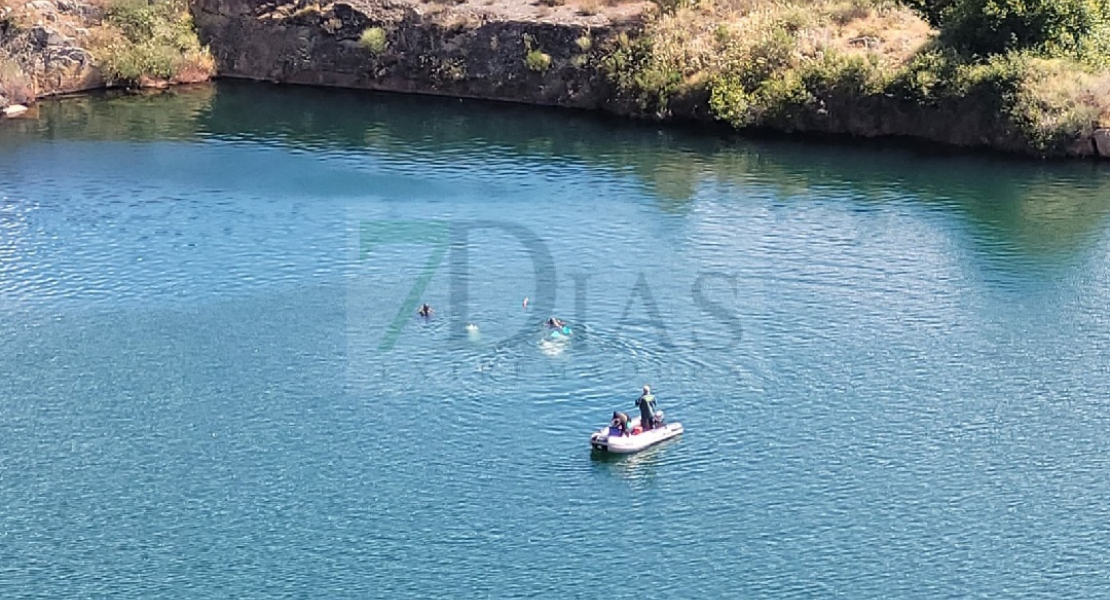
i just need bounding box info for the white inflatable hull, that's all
[590,419,683,454]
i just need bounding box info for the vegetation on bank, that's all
[92,0,214,85]
[359,27,387,55]
[604,0,1110,155]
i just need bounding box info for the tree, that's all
[905,0,1110,57]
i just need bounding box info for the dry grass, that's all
[172,51,217,83]
[604,0,1110,154]
[1015,58,1110,138]
[578,0,600,14]
[647,0,930,80]
[419,0,648,23]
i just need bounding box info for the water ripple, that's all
[3,83,1110,599]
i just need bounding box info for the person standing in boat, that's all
[635,385,657,431]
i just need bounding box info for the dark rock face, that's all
[191,0,636,109]
[188,0,1108,158]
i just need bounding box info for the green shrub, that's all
[900,0,952,26]
[800,51,888,98]
[887,45,959,101]
[97,0,213,84]
[526,48,552,72]
[711,50,892,128]
[905,0,1110,60]
[709,74,756,126]
[706,24,802,125]
[886,45,1026,104]
[744,26,797,86]
[756,69,814,123]
[602,33,686,115]
[359,27,387,54]
[105,0,160,40]
[100,41,180,80]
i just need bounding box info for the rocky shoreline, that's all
[189,0,644,110]
[188,0,1110,158]
[0,0,104,111]
[4,0,1110,159]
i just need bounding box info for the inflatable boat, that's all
[590,416,683,454]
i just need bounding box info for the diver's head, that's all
[643,385,651,394]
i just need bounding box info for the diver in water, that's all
[418,303,434,318]
[545,317,571,337]
[635,385,657,431]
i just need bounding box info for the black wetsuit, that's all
[635,393,656,431]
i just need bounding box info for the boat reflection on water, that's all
[589,434,683,481]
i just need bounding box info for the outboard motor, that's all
[652,410,665,428]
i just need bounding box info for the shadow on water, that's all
[190,82,1110,266]
[9,80,1110,267]
[0,84,216,143]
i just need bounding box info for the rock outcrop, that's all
[0,0,103,110]
[189,0,1110,159]
[6,0,1109,160]
[190,0,641,109]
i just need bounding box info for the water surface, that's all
[3,83,1110,598]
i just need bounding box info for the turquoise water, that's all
[3,82,1110,598]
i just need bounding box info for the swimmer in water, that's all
[418,303,434,318]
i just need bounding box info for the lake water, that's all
[3,82,1110,598]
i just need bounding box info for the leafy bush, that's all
[711,50,890,128]
[905,0,1110,60]
[359,27,387,54]
[526,48,552,72]
[800,51,888,98]
[602,33,684,115]
[886,45,1026,105]
[96,0,214,84]
[707,25,803,126]
[609,0,1110,154]
[708,74,756,126]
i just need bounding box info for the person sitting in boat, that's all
[635,385,657,431]
[611,411,631,436]
[418,303,434,318]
